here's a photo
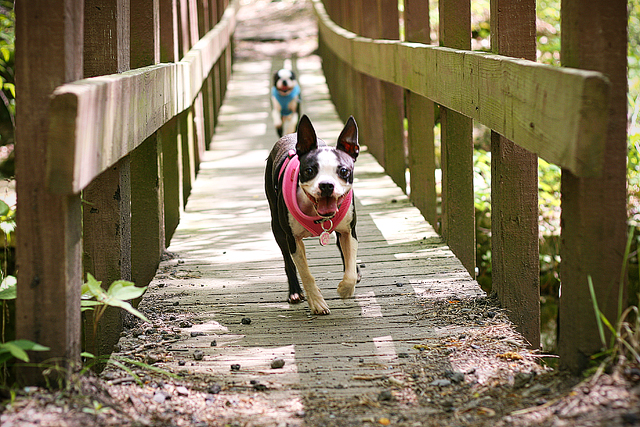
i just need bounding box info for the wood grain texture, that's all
[558,0,628,374]
[82,0,132,361]
[15,0,84,384]
[489,0,540,349]
[378,0,406,191]
[46,0,238,194]
[311,0,610,177]
[404,0,436,227]
[438,0,475,277]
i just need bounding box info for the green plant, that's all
[0,339,49,365]
[587,227,640,370]
[81,273,149,339]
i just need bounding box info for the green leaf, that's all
[107,280,146,301]
[0,275,16,299]
[3,81,14,98]
[0,343,30,362]
[103,297,149,323]
[80,300,102,307]
[7,339,50,352]
[83,273,106,299]
[0,200,9,216]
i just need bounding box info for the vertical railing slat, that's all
[404,0,437,227]
[15,0,84,384]
[378,0,406,191]
[489,0,540,349]
[160,0,183,245]
[438,0,475,276]
[558,0,628,373]
[81,0,132,361]
[130,0,166,291]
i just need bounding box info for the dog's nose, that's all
[319,183,334,197]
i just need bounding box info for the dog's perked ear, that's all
[296,115,318,156]
[336,116,359,161]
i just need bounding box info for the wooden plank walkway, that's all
[133,55,485,422]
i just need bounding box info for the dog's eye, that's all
[338,167,351,180]
[302,167,315,179]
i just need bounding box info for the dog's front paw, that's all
[337,280,356,299]
[307,294,330,315]
[289,293,305,304]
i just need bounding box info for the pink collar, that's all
[279,150,352,237]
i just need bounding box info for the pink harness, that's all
[278,150,352,239]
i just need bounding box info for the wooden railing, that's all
[15,0,236,383]
[315,0,628,373]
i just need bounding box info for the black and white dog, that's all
[271,69,301,137]
[265,115,360,314]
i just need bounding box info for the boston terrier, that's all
[271,68,301,137]
[265,115,360,314]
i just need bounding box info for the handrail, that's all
[312,0,610,177]
[46,0,238,194]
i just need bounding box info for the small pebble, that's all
[145,353,162,365]
[450,372,465,384]
[270,358,285,369]
[178,360,186,366]
[208,384,222,394]
[210,340,217,347]
[176,386,189,396]
[172,301,179,306]
[377,390,394,401]
[253,383,267,391]
[179,320,193,328]
[241,317,251,325]
[487,311,497,318]
[230,364,241,371]
[430,379,452,387]
[193,350,204,361]
[190,331,205,337]
[153,391,168,404]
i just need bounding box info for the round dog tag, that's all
[319,231,331,246]
[319,219,333,246]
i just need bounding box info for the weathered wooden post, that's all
[404,0,437,227]
[355,0,385,166]
[438,0,475,276]
[130,0,166,290]
[15,0,84,384]
[489,0,540,349]
[558,0,628,373]
[82,0,133,360]
[159,0,183,244]
[378,0,406,192]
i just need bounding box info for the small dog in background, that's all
[271,68,301,137]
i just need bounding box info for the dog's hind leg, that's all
[291,238,330,315]
[336,232,359,299]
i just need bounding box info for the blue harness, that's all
[272,85,301,116]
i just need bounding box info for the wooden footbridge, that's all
[13,0,627,401]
